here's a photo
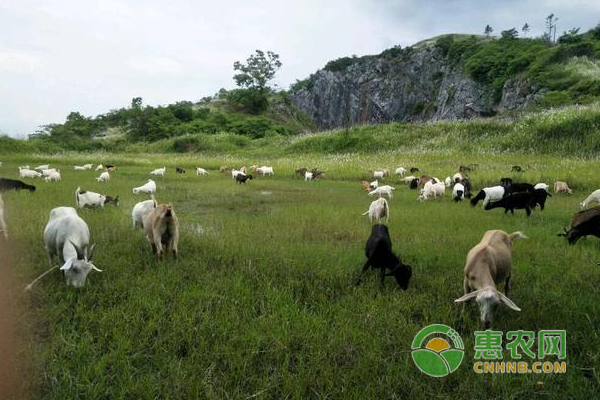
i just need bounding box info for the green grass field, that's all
[2,152,600,399]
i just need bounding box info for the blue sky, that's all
[1,0,598,137]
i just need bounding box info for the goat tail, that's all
[509,231,528,242]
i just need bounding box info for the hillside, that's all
[289,26,600,128]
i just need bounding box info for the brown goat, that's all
[219,166,230,173]
[361,180,372,192]
[143,204,179,259]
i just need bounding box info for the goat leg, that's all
[353,260,371,286]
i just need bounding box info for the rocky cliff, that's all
[289,43,542,129]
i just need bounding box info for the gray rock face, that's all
[290,46,537,129]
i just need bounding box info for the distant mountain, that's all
[289,27,600,128]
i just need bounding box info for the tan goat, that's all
[143,204,179,259]
[454,230,526,328]
[554,181,572,194]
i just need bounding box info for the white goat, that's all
[452,172,463,183]
[133,179,157,195]
[19,168,41,179]
[369,179,379,189]
[196,167,209,176]
[31,207,102,289]
[256,166,274,176]
[74,165,86,171]
[132,196,157,228]
[452,182,465,202]
[454,230,526,328]
[395,167,405,177]
[471,186,505,208]
[96,171,110,182]
[41,168,57,177]
[95,164,104,171]
[44,170,61,182]
[402,175,417,183]
[82,164,93,170]
[75,187,106,209]
[580,189,600,210]
[419,180,445,201]
[231,169,245,179]
[534,183,550,194]
[304,171,314,181]
[0,193,7,238]
[150,167,166,177]
[34,164,49,171]
[19,165,30,170]
[362,197,389,222]
[368,185,395,198]
[373,170,385,179]
[444,177,452,187]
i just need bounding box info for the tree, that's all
[131,97,143,109]
[233,50,281,92]
[558,28,581,44]
[545,13,559,43]
[231,50,281,114]
[522,23,530,37]
[484,25,493,37]
[500,28,519,40]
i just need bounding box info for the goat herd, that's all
[1,161,600,329]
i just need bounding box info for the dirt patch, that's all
[0,239,30,399]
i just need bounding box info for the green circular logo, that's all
[411,324,464,377]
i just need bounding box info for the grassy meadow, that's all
[2,151,600,399]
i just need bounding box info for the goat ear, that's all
[69,240,85,260]
[454,290,482,303]
[498,292,521,311]
[87,243,96,261]
[60,257,75,271]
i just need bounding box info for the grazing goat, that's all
[470,186,505,208]
[132,196,157,228]
[362,197,389,222]
[484,192,535,216]
[133,179,156,195]
[0,178,35,192]
[236,174,253,184]
[95,164,104,171]
[354,224,412,290]
[580,189,600,210]
[0,194,7,238]
[559,206,600,244]
[369,185,395,198]
[41,168,57,177]
[143,204,179,259]
[530,188,551,210]
[395,167,405,177]
[176,167,185,174]
[106,164,116,172]
[34,164,49,171]
[554,181,572,194]
[219,166,230,173]
[82,164,93,170]
[196,167,209,176]
[452,182,465,202]
[452,172,464,182]
[444,177,452,187]
[296,167,308,178]
[44,170,61,182]
[409,178,419,189]
[74,165,86,171]
[369,179,379,189]
[38,207,101,288]
[454,230,526,328]
[402,175,417,183]
[75,187,118,209]
[459,165,471,174]
[410,167,419,173]
[305,171,314,181]
[96,171,110,182]
[150,167,166,177]
[231,169,245,179]
[19,168,41,179]
[361,181,372,192]
[419,180,445,201]
[501,178,534,194]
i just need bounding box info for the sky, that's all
[0,0,599,138]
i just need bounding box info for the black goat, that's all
[531,188,551,210]
[235,174,253,184]
[354,224,412,290]
[511,165,523,172]
[176,167,186,174]
[410,167,419,173]
[559,206,600,244]
[0,178,36,192]
[500,178,534,194]
[460,178,472,198]
[484,192,535,216]
[409,178,419,189]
